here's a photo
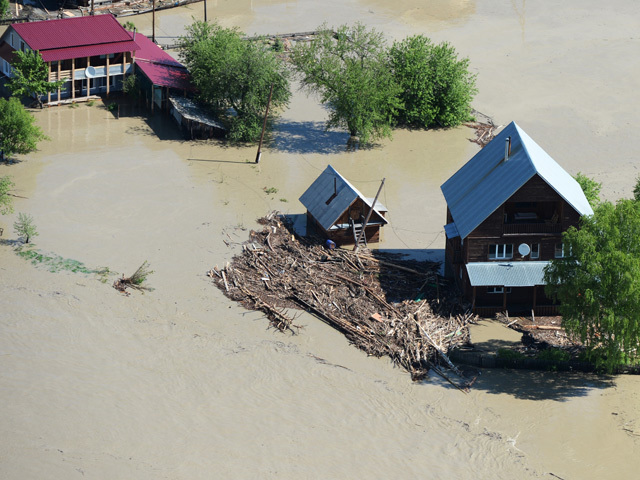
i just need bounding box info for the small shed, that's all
[299,165,388,246]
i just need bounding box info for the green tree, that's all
[574,172,602,207]
[0,176,15,215]
[633,175,640,202]
[0,0,10,19]
[290,23,402,144]
[14,212,38,243]
[0,97,48,162]
[178,21,291,142]
[7,50,65,108]
[544,199,640,372]
[389,35,477,128]
[122,20,136,31]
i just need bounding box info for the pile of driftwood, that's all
[465,111,499,148]
[210,212,475,386]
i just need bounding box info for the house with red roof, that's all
[0,14,138,104]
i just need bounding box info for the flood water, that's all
[2,1,640,478]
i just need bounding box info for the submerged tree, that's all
[178,20,291,142]
[544,199,640,372]
[290,23,402,144]
[13,212,38,243]
[389,35,477,128]
[0,176,15,215]
[7,50,65,108]
[0,97,48,162]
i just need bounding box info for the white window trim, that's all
[489,244,513,260]
[555,243,570,258]
[488,286,512,294]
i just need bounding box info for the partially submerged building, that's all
[0,15,138,104]
[300,165,388,246]
[441,121,593,316]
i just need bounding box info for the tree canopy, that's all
[0,0,10,19]
[178,21,291,142]
[389,35,477,128]
[574,172,602,207]
[544,198,640,371]
[0,176,14,215]
[0,97,48,161]
[7,50,65,108]
[290,23,402,144]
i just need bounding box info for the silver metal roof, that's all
[299,165,388,231]
[441,122,593,240]
[466,261,550,287]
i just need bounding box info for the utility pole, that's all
[354,178,385,252]
[152,0,156,43]
[255,83,274,164]
[204,0,207,22]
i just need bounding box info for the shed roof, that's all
[10,15,138,62]
[441,122,593,240]
[466,261,550,287]
[299,165,388,231]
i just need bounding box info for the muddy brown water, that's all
[2,1,640,478]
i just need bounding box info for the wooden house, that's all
[440,121,593,316]
[0,15,138,105]
[300,165,388,246]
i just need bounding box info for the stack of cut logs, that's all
[209,212,475,387]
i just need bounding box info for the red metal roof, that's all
[11,15,138,63]
[131,33,193,91]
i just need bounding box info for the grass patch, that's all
[279,198,288,203]
[263,186,278,195]
[15,246,112,281]
[87,100,96,107]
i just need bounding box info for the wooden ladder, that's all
[351,221,367,248]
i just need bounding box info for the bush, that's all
[496,348,525,361]
[536,348,570,363]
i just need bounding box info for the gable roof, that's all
[441,121,593,240]
[130,32,193,91]
[299,165,387,231]
[10,15,138,62]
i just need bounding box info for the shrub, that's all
[13,212,38,243]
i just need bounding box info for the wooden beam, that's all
[47,61,51,104]
[502,289,507,311]
[106,54,110,96]
[57,60,61,101]
[71,58,75,100]
[86,56,90,97]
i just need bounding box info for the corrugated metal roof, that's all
[128,31,182,68]
[444,222,460,239]
[441,121,593,240]
[466,261,550,287]
[10,16,138,62]
[132,33,192,91]
[299,165,388,231]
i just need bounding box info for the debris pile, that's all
[209,212,475,384]
[113,261,154,295]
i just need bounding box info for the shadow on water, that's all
[270,119,351,155]
[470,368,616,402]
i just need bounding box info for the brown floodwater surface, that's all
[2,0,640,478]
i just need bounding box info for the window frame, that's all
[489,243,514,260]
[531,243,540,259]
[487,286,512,294]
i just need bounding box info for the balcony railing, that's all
[503,222,563,235]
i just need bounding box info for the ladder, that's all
[351,220,367,248]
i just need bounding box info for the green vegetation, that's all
[574,172,602,207]
[634,176,640,202]
[107,103,118,112]
[123,74,140,101]
[0,97,48,162]
[0,0,10,19]
[536,348,570,363]
[290,23,401,144]
[496,348,525,361]
[264,186,278,195]
[279,198,288,203]
[122,20,136,31]
[87,99,96,107]
[178,20,291,142]
[13,212,38,243]
[15,245,109,277]
[389,35,477,128]
[545,197,640,372]
[7,50,65,108]
[0,176,14,215]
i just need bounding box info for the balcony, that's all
[503,222,563,235]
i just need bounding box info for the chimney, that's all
[505,136,511,161]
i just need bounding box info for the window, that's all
[20,40,25,52]
[531,243,540,259]
[10,33,14,48]
[555,243,568,258]
[488,286,511,294]
[489,244,513,260]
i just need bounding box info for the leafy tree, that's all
[0,176,15,215]
[123,74,140,102]
[0,0,10,19]
[574,172,602,207]
[122,20,136,31]
[14,212,38,243]
[544,199,640,372]
[178,21,291,142]
[0,97,48,162]
[290,23,402,144]
[389,35,477,128]
[7,50,65,108]
[633,175,640,202]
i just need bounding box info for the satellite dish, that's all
[518,243,531,257]
[85,66,96,78]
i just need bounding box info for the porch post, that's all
[71,58,75,100]
[86,56,91,98]
[106,55,110,96]
[533,285,537,312]
[502,289,507,312]
[47,61,51,104]
[471,286,476,312]
[57,60,61,101]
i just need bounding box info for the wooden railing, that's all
[503,222,563,235]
